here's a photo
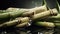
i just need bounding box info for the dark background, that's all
[0,0,60,10]
[0,0,43,10]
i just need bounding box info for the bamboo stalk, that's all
[7,5,47,14]
[16,22,29,27]
[34,21,55,28]
[0,10,6,13]
[21,5,47,17]
[0,5,47,19]
[35,21,60,28]
[55,23,60,27]
[0,10,25,19]
[32,8,58,20]
[6,8,29,12]
[0,17,30,27]
[16,17,30,23]
[40,14,60,22]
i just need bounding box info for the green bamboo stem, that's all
[35,21,60,28]
[34,21,55,28]
[59,6,60,13]
[55,23,60,27]
[0,9,16,13]
[0,10,6,13]
[0,10,25,19]
[6,8,29,12]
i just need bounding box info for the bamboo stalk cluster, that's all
[0,5,60,29]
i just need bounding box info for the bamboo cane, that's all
[16,22,29,27]
[0,10,25,19]
[32,8,58,20]
[35,21,60,28]
[0,10,6,13]
[34,21,55,28]
[21,5,47,17]
[55,23,60,27]
[0,5,47,19]
[7,5,47,13]
[40,14,60,22]
[0,17,30,27]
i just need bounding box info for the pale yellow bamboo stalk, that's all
[0,17,30,27]
[32,8,58,20]
[16,22,29,27]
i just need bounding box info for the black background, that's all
[0,0,60,10]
